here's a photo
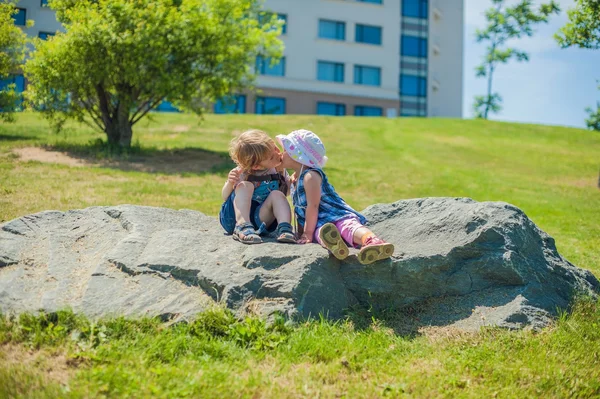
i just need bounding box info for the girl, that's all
[277,129,394,264]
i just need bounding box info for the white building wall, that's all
[261,0,400,101]
[15,0,63,37]
[428,0,464,117]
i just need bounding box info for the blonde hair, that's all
[229,129,276,172]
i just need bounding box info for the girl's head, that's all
[229,129,282,172]
[277,129,328,169]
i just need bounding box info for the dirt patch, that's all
[14,147,88,167]
[0,344,74,386]
[13,146,229,175]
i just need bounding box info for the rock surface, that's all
[1,198,597,331]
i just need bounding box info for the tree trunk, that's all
[101,99,133,148]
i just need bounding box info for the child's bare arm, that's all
[221,167,241,201]
[298,171,322,244]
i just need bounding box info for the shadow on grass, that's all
[35,140,235,176]
[0,133,39,142]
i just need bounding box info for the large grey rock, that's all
[0,198,597,331]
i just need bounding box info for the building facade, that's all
[221,0,464,117]
[8,0,463,118]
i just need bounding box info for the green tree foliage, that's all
[0,2,28,122]
[24,0,283,147]
[473,0,560,119]
[555,0,600,131]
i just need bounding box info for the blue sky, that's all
[463,0,600,128]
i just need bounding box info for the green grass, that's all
[1,112,599,397]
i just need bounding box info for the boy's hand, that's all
[297,233,312,244]
[227,167,241,186]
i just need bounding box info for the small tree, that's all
[24,0,283,147]
[473,0,560,119]
[555,0,600,132]
[0,2,28,122]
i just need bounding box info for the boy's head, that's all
[277,129,328,169]
[229,129,281,172]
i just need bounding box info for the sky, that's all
[463,0,600,128]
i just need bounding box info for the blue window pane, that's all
[400,75,426,96]
[256,56,285,77]
[401,35,427,57]
[255,97,286,115]
[41,0,48,6]
[354,65,381,86]
[317,61,344,83]
[13,8,26,25]
[317,102,346,116]
[38,31,55,40]
[319,20,345,40]
[355,24,382,45]
[278,14,287,34]
[0,75,25,93]
[402,0,428,18]
[357,0,383,3]
[155,101,180,112]
[354,106,382,116]
[215,95,246,114]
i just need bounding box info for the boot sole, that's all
[318,223,349,260]
[358,243,395,265]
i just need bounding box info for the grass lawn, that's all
[1,112,599,397]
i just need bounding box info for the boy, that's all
[219,129,296,244]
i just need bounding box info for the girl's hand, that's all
[297,233,312,244]
[227,167,241,186]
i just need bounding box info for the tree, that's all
[24,0,283,147]
[0,2,28,122]
[473,0,560,119]
[555,0,600,131]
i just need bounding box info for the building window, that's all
[214,95,246,114]
[317,102,346,116]
[319,19,345,41]
[154,101,180,112]
[357,0,383,4]
[400,75,426,96]
[13,8,26,26]
[41,0,49,6]
[38,31,55,40]
[402,0,428,18]
[401,35,428,57]
[354,106,382,116]
[317,61,344,83]
[355,24,382,45]
[256,56,285,77]
[259,12,287,35]
[278,14,287,34]
[354,65,381,86]
[255,96,286,115]
[0,75,25,93]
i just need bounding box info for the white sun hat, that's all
[276,129,328,169]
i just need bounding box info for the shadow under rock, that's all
[345,286,524,339]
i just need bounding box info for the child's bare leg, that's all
[258,191,291,226]
[233,181,254,225]
[259,191,295,243]
[352,226,373,247]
